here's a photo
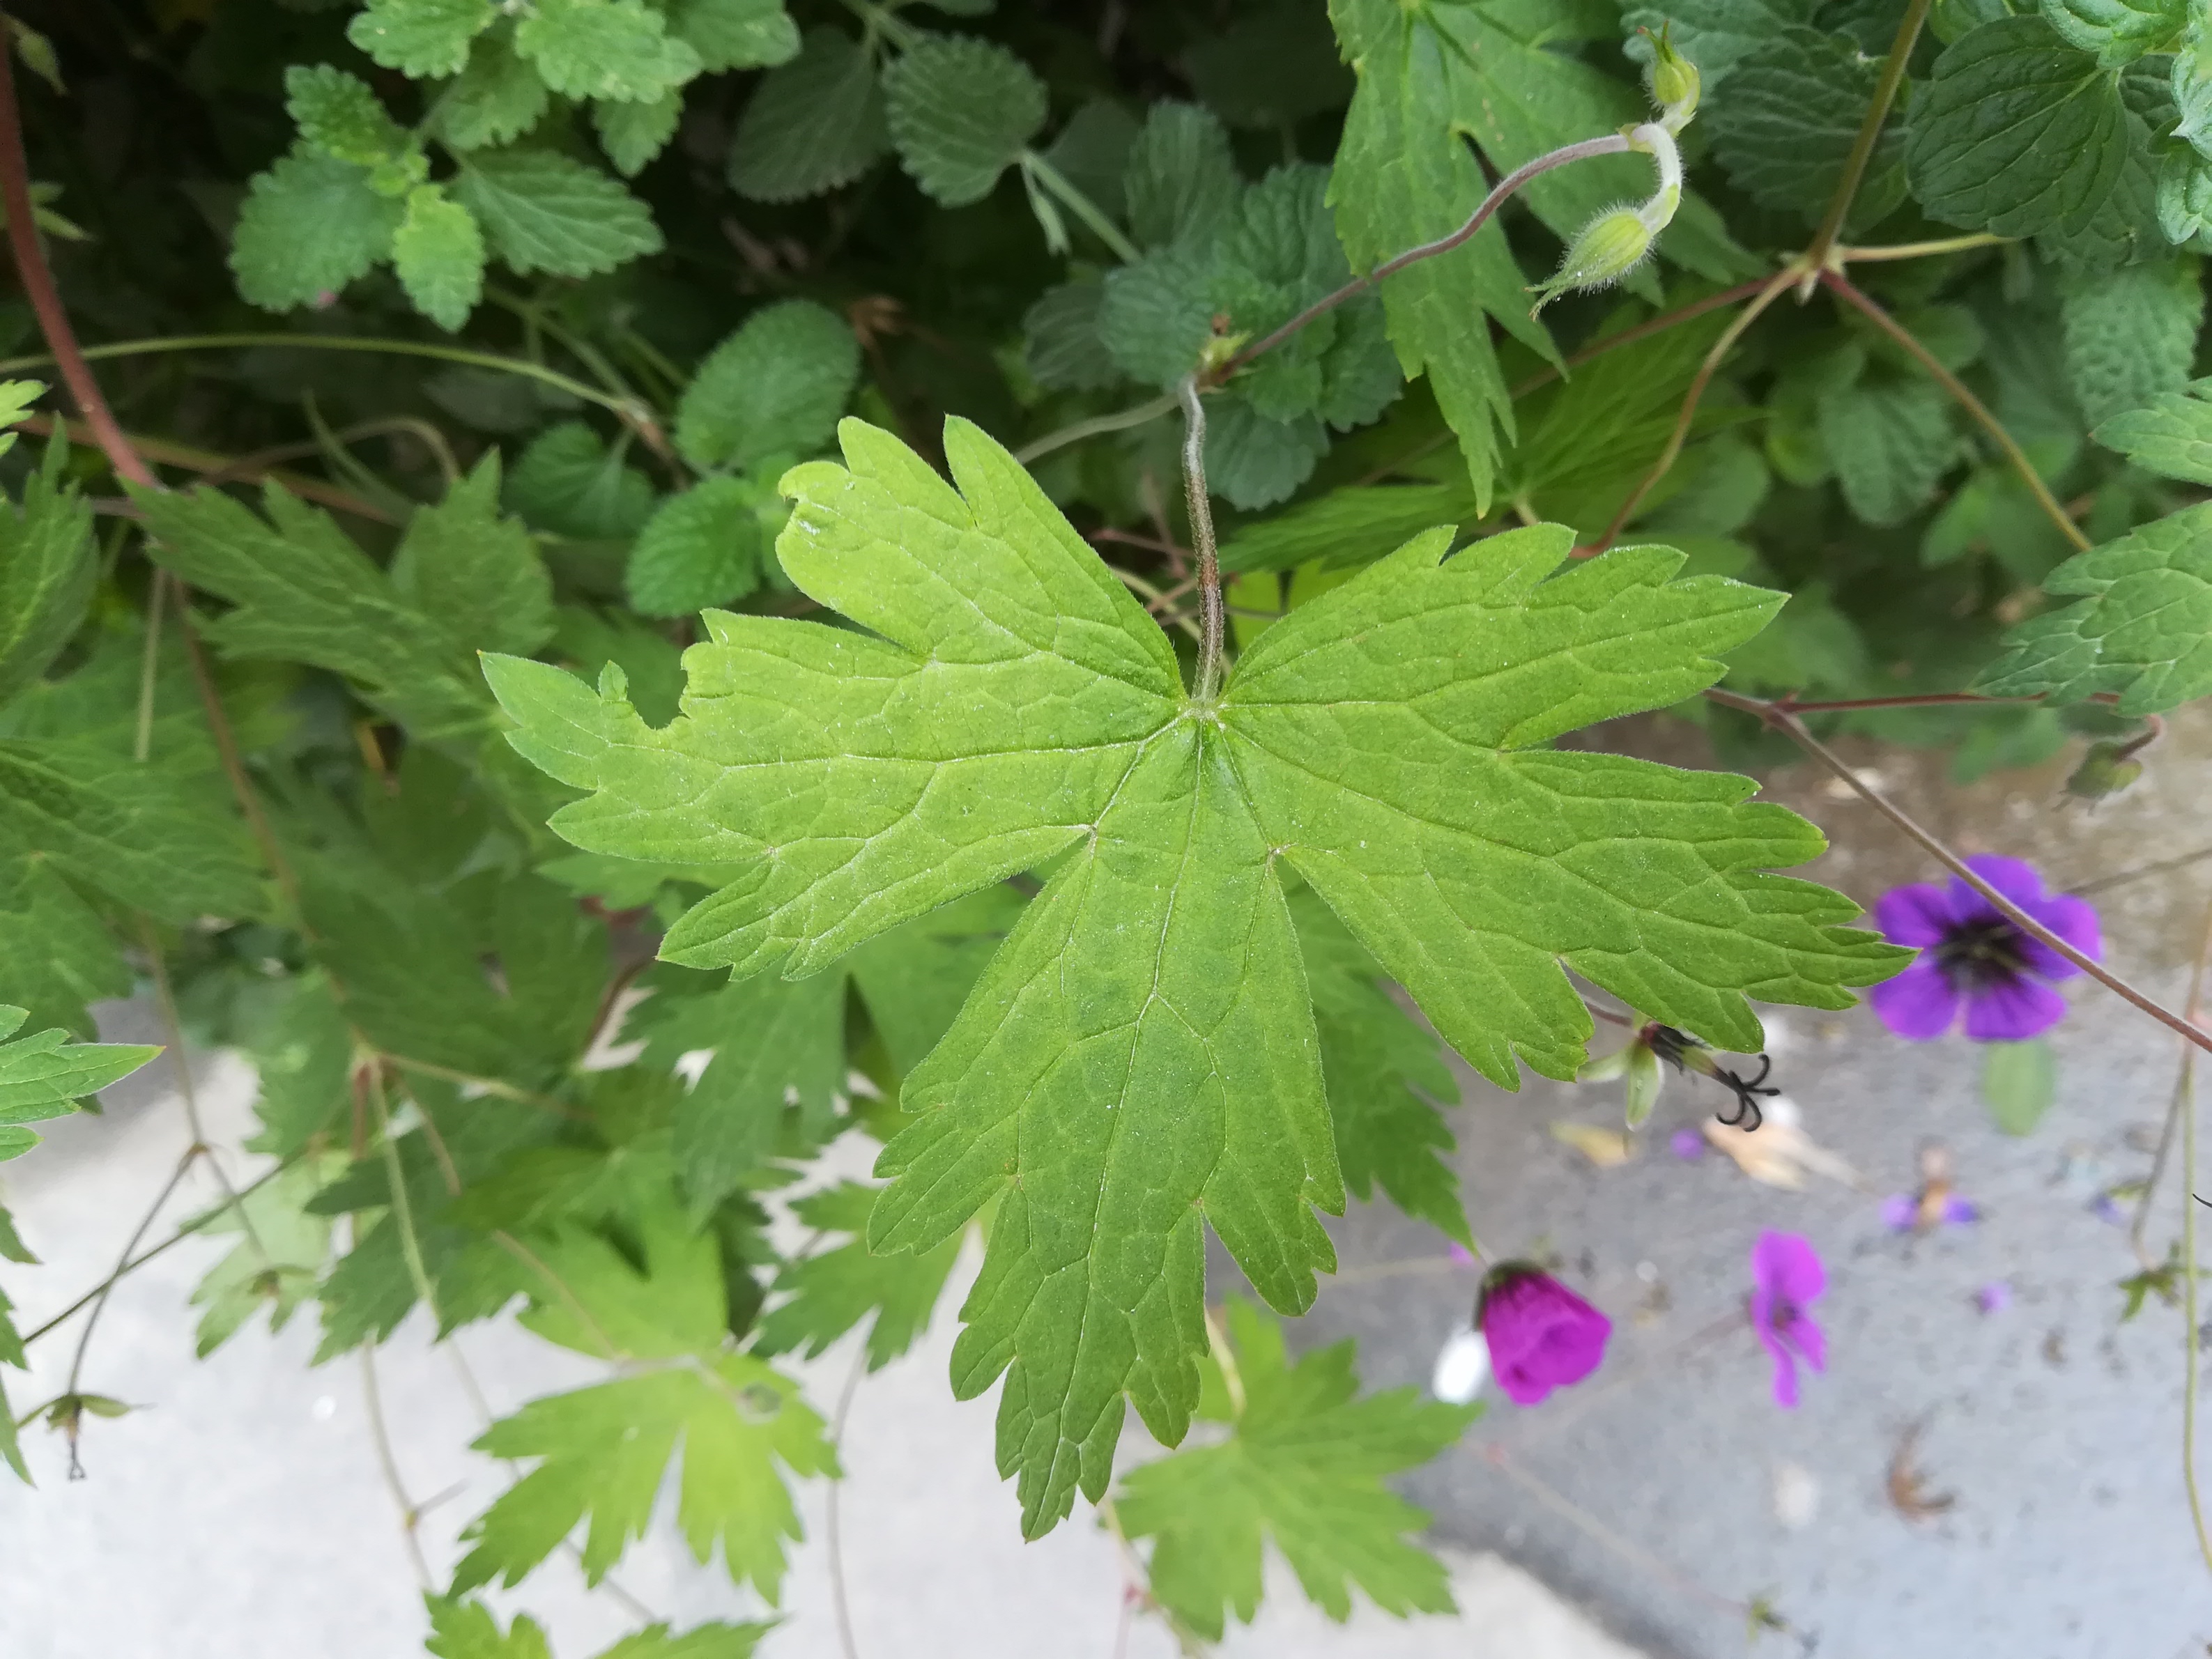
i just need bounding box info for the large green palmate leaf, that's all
[485,417,1904,1536]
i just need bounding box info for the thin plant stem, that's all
[2073,844,2212,899]
[1014,390,1180,464]
[139,915,271,1264]
[1021,151,1142,264]
[1105,564,1204,645]
[0,333,636,421]
[381,1052,584,1120]
[367,1064,439,1322]
[1509,277,1772,399]
[200,415,462,492]
[1176,377,1227,704]
[2179,901,2212,1576]
[1802,0,1933,279]
[359,1338,433,1589]
[1772,691,2046,713]
[1583,269,1797,555]
[1705,686,2212,1058]
[23,1157,299,1347]
[1218,134,1635,380]
[1204,1305,1246,1418]
[1820,268,2091,554]
[1836,232,2010,264]
[61,1148,198,1473]
[827,1342,868,1659]
[132,571,166,764]
[18,412,399,522]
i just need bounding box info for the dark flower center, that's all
[1933,918,2029,991]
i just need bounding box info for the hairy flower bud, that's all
[1645,25,1700,130]
[1528,206,1651,315]
[2065,738,2146,802]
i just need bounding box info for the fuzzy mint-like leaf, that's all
[2096,377,2212,479]
[2041,0,2186,68]
[1708,26,1909,225]
[348,0,494,77]
[1620,0,1820,86]
[882,36,1047,207]
[284,65,410,170]
[515,0,701,102]
[1818,376,1960,527]
[675,300,860,472]
[1977,501,2212,711]
[1905,17,2136,238]
[507,422,657,541]
[2059,256,2206,426]
[668,0,798,72]
[0,442,95,709]
[230,146,404,312]
[627,478,765,617]
[392,184,487,332]
[438,27,550,151]
[595,91,682,177]
[725,26,888,203]
[1112,1300,1477,1642]
[1123,102,1241,250]
[454,149,663,279]
[485,417,1904,1535]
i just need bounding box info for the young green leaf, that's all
[392,184,488,332]
[507,422,658,541]
[882,36,1047,207]
[284,65,412,171]
[668,0,799,72]
[514,0,702,103]
[348,0,496,77]
[1220,482,1482,576]
[438,27,551,151]
[486,417,1904,1535]
[230,146,404,312]
[0,1010,159,1162]
[389,454,557,661]
[675,300,859,471]
[1977,502,2212,711]
[627,478,765,617]
[2059,256,2205,426]
[1905,17,2135,238]
[1113,1300,1477,1641]
[0,447,94,709]
[454,149,664,279]
[1290,891,1468,1247]
[725,26,888,202]
[591,1623,768,1659]
[594,90,684,177]
[187,1157,339,1357]
[752,1181,961,1369]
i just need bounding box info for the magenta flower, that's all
[1749,1230,1827,1409]
[1477,1265,1613,1405]
[1868,856,2099,1042]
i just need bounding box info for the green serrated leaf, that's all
[1114,1301,1475,1641]
[392,453,555,658]
[1206,398,1328,509]
[0,854,128,1040]
[1818,376,1960,526]
[1022,281,1121,392]
[2158,149,2212,247]
[668,0,798,71]
[1982,1035,2058,1132]
[284,65,410,169]
[2097,378,2212,479]
[1709,26,1908,224]
[485,417,1905,1536]
[514,0,702,102]
[392,184,487,331]
[2178,6,2212,157]
[1123,101,1240,250]
[594,1621,769,1659]
[2041,0,2185,67]
[454,149,663,279]
[426,1598,552,1659]
[2060,257,2205,426]
[675,300,859,472]
[230,145,404,312]
[438,26,551,151]
[627,478,765,617]
[753,1182,960,1368]
[507,422,657,541]
[188,1155,339,1357]
[241,973,352,1158]
[2036,56,2169,271]
[348,0,495,77]
[594,89,683,176]
[1098,245,1218,387]
[1220,483,1481,576]
[726,26,887,203]
[1978,501,2212,711]
[453,1355,834,1602]
[0,1013,158,1160]
[1905,16,2135,238]
[882,36,1046,207]
[0,451,95,709]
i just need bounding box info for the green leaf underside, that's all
[1114,1300,1477,1641]
[485,417,1902,1538]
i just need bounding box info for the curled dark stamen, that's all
[1646,1024,1779,1132]
[1711,1056,1779,1132]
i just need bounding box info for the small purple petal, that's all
[1875,882,1960,948]
[1756,1318,1801,1409]
[1447,1242,1477,1267]
[1670,1128,1706,1160]
[2011,891,2102,982]
[1870,959,1960,1040]
[1952,854,2050,912]
[1975,1281,2013,1314]
[1752,1230,1827,1306]
[1790,1310,1827,1375]
[1942,1195,1980,1226]
[1880,1194,1917,1231]
[1963,973,2067,1042]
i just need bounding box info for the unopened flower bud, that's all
[1528,207,1651,315]
[1645,26,1700,129]
[2066,738,2146,801]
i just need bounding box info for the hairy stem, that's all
[1705,686,2212,1058]
[1802,0,1933,279]
[1820,269,2091,555]
[1218,134,1634,381]
[1583,269,1797,555]
[1176,377,1226,704]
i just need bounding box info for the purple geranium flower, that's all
[1749,1230,1827,1409]
[1477,1265,1613,1405]
[1869,855,2100,1042]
